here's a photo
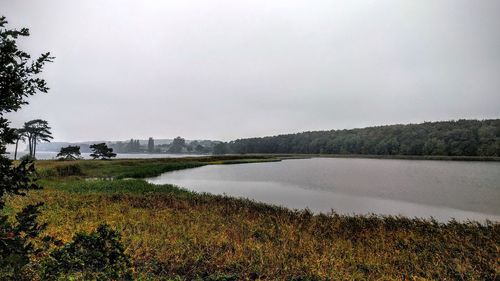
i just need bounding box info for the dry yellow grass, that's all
[4,158,499,280]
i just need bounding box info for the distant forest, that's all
[218,119,499,156]
[36,137,220,154]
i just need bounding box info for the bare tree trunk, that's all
[28,135,33,157]
[33,138,37,159]
[14,138,19,160]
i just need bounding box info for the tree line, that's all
[109,136,216,154]
[216,119,499,156]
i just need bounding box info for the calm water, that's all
[147,158,500,222]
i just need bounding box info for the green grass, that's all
[46,179,191,196]
[5,156,499,280]
[34,155,280,179]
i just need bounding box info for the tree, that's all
[477,125,497,156]
[13,128,27,160]
[22,119,53,158]
[125,139,141,153]
[147,137,154,153]
[169,136,186,153]
[56,145,81,160]
[213,142,229,155]
[195,144,206,153]
[90,143,116,160]
[0,15,52,279]
[226,119,499,157]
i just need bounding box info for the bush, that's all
[0,203,46,281]
[55,163,83,177]
[43,224,132,280]
[19,154,36,161]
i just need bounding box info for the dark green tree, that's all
[22,119,53,158]
[125,139,141,153]
[226,119,499,157]
[477,125,497,156]
[0,15,52,279]
[195,144,206,153]
[213,142,229,155]
[90,143,117,160]
[147,137,154,153]
[56,145,82,160]
[169,136,186,153]
[13,127,27,160]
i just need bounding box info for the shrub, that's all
[42,224,133,280]
[55,163,83,177]
[19,154,36,161]
[0,203,46,280]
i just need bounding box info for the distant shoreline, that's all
[221,153,500,162]
[7,151,500,162]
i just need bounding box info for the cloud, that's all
[3,0,500,141]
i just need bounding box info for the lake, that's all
[147,158,500,222]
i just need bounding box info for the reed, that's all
[4,157,498,280]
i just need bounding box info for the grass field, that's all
[5,157,499,280]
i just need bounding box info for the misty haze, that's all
[1,1,499,280]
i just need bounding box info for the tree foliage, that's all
[147,137,154,153]
[12,127,27,160]
[0,15,51,280]
[43,224,132,280]
[22,119,53,158]
[90,143,117,160]
[0,17,53,112]
[168,136,186,153]
[226,119,500,156]
[57,145,81,160]
[213,142,229,155]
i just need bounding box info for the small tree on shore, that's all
[57,145,81,160]
[90,143,116,160]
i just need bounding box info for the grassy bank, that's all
[5,157,500,280]
[34,155,280,179]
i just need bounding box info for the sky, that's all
[2,0,500,142]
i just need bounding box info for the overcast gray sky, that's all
[3,0,500,142]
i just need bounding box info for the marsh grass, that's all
[5,156,499,280]
[34,155,279,179]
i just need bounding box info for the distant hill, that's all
[221,119,499,157]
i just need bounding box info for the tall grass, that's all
[35,155,280,180]
[6,156,498,280]
[7,178,498,280]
